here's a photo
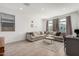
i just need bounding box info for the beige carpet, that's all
[4,40,65,56]
[42,40,64,52]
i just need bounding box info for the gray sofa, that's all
[47,31,64,42]
[26,32,46,42]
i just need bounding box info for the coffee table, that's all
[45,36,55,44]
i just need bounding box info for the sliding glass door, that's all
[59,19,66,33]
[48,20,53,32]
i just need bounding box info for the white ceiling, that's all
[0,3,79,18]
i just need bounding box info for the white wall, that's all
[0,6,28,43]
[27,16,43,32]
[42,19,47,31]
[1,4,79,44]
[71,12,79,36]
[0,6,43,44]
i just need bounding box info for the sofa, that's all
[26,32,46,42]
[47,31,64,42]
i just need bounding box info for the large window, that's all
[47,19,66,33]
[48,20,53,32]
[59,19,66,33]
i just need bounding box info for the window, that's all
[59,19,66,33]
[0,13,15,31]
[48,20,53,32]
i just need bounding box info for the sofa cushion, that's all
[34,32,40,36]
[39,35,44,37]
[33,32,37,36]
[56,32,61,36]
[54,36,63,39]
[52,32,57,35]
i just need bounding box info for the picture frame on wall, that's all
[31,24,33,28]
[31,20,34,28]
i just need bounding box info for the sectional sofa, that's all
[26,31,64,42]
[26,32,46,41]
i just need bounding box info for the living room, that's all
[0,3,79,56]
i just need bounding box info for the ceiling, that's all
[0,3,79,18]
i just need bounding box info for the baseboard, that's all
[6,39,26,45]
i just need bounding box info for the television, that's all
[74,29,79,37]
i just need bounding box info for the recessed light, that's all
[62,8,73,11]
[62,8,66,10]
[41,8,45,11]
[69,9,73,11]
[19,8,23,10]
